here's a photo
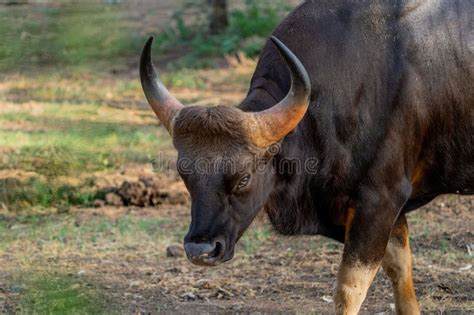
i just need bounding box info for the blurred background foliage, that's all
[156,0,291,68]
[0,0,292,72]
[0,3,137,71]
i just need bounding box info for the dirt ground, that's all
[0,170,472,314]
[81,183,474,314]
[93,183,474,314]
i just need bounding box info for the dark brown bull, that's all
[140,1,473,313]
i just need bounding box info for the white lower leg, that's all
[334,263,379,315]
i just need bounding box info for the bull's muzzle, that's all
[184,240,226,267]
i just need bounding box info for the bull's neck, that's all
[240,91,320,235]
[266,127,323,235]
[239,84,343,239]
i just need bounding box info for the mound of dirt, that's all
[96,175,189,207]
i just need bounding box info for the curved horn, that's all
[140,36,184,135]
[246,36,311,148]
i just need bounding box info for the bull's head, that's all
[140,36,311,266]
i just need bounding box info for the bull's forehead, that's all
[172,106,253,154]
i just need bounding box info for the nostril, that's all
[211,240,225,258]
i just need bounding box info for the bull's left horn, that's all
[245,36,311,148]
[140,36,184,135]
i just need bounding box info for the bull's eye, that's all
[236,174,251,190]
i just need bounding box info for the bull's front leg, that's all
[334,182,412,315]
[382,214,420,315]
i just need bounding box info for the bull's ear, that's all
[244,36,311,148]
[140,37,184,135]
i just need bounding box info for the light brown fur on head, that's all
[172,106,264,161]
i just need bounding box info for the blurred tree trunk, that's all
[4,0,28,5]
[208,0,228,34]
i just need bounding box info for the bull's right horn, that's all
[245,36,311,148]
[140,36,184,135]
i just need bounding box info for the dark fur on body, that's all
[237,0,473,241]
[171,0,473,272]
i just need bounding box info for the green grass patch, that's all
[0,177,94,211]
[0,214,172,250]
[241,226,271,255]
[0,213,176,312]
[161,69,208,90]
[0,103,170,210]
[0,3,142,71]
[16,272,108,315]
[0,107,169,175]
[2,71,208,105]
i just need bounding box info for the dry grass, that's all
[0,196,472,314]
